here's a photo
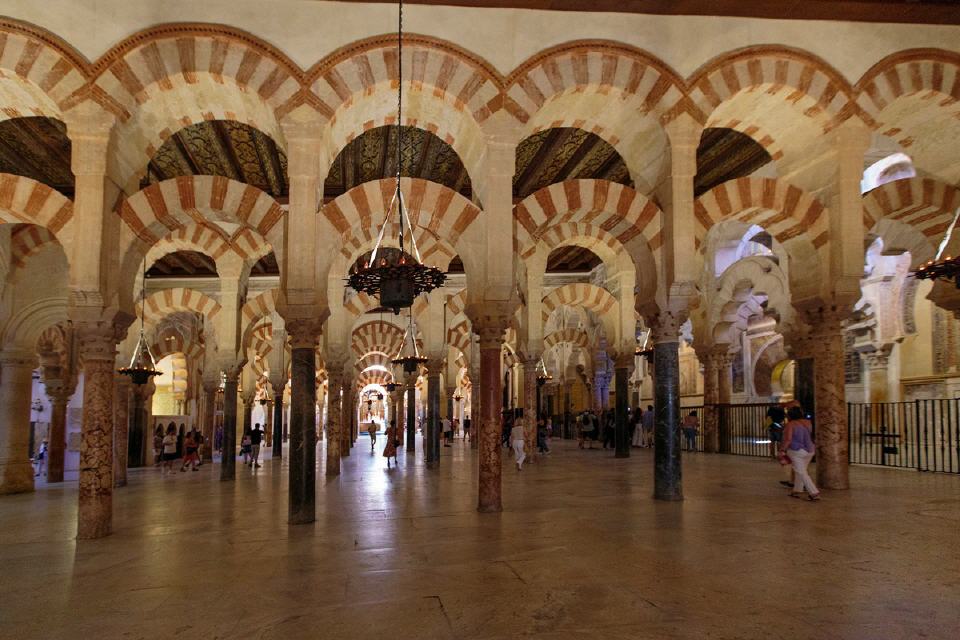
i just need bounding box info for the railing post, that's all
[915,399,922,472]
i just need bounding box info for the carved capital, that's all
[0,349,36,369]
[647,309,688,344]
[75,322,120,363]
[286,318,321,350]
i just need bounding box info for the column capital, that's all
[647,309,688,344]
[798,304,850,338]
[0,348,36,368]
[75,322,121,362]
[286,318,322,350]
[862,344,893,370]
[426,359,444,377]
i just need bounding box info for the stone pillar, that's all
[405,372,417,455]
[808,312,849,490]
[272,392,284,458]
[476,322,505,513]
[325,368,342,476]
[795,357,816,419]
[76,325,119,538]
[201,381,217,462]
[700,349,720,453]
[469,366,480,450]
[522,358,537,461]
[614,354,633,458]
[340,377,352,458]
[44,380,73,483]
[864,347,892,404]
[221,368,240,481]
[0,349,36,494]
[395,384,405,448]
[264,397,273,449]
[426,361,442,468]
[288,321,319,523]
[241,392,254,441]
[113,374,131,487]
[716,350,734,454]
[651,315,684,501]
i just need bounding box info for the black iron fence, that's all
[848,400,960,474]
[717,403,777,458]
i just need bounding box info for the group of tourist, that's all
[152,422,203,474]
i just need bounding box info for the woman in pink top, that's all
[780,406,820,501]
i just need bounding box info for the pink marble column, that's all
[77,325,119,539]
[340,377,352,458]
[113,374,131,487]
[44,380,73,483]
[469,366,480,450]
[811,318,849,490]
[0,349,36,494]
[522,357,538,462]
[700,348,720,453]
[477,324,505,513]
[326,369,342,476]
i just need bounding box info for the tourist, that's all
[602,410,615,449]
[536,415,549,454]
[195,429,204,466]
[161,425,177,474]
[367,421,377,452]
[462,414,471,442]
[180,430,199,472]
[214,424,223,455]
[579,411,596,449]
[631,408,644,447]
[511,419,526,470]
[240,430,252,466]
[767,403,786,458]
[780,406,820,501]
[153,425,164,465]
[452,417,460,439]
[251,423,264,468]
[442,416,452,446]
[682,410,699,451]
[34,438,47,477]
[642,405,655,447]
[383,419,398,468]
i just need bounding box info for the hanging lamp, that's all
[346,0,446,313]
[914,207,960,287]
[118,257,163,386]
[535,357,553,386]
[392,312,428,373]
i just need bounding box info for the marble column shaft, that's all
[221,372,239,481]
[426,365,441,468]
[45,383,71,483]
[470,367,480,450]
[289,333,318,523]
[242,395,253,438]
[522,359,537,461]
[272,393,283,458]
[0,350,36,494]
[405,374,416,455]
[477,328,504,513]
[395,387,405,447]
[264,398,273,448]
[201,384,216,462]
[77,328,118,538]
[614,358,631,458]
[716,352,733,454]
[812,327,849,490]
[701,351,720,453]
[653,328,683,502]
[113,375,131,487]
[326,370,342,476]
[340,379,352,458]
[129,384,149,467]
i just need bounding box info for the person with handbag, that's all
[383,419,399,468]
[780,406,820,501]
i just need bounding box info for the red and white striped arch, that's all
[862,177,960,266]
[139,287,222,327]
[8,223,60,269]
[355,368,394,392]
[90,26,302,190]
[0,20,88,120]
[351,320,407,361]
[541,283,618,325]
[0,173,74,241]
[240,288,280,349]
[150,333,205,364]
[542,327,591,352]
[447,320,472,358]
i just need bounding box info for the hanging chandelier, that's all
[118,257,162,386]
[346,0,446,313]
[635,330,654,359]
[392,312,428,373]
[535,358,553,386]
[914,207,960,287]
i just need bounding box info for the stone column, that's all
[700,349,720,453]
[476,322,505,513]
[221,368,240,481]
[142,380,156,463]
[264,397,273,449]
[651,314,684,501]
[113,374,131,487]
[405,372,417,455]
[614,353,633,458]
[287,321,318,523]
[44,379,73,483]
[522,358,537,462]
[0,349,36,494]
[395,384,405,448]
[716,350,734,454]
[469,366,480,450]
[76,325,119,538]
[325,368,343,476]
[201,381,217,462]
[272,391,284,458]
[340,377,352,458]
[809,311,850,490]
[426,361,442,468]
[241,391,254,441]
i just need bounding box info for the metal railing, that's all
[717,403,778,458]
[848,400,960,474]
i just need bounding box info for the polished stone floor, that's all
[2,436,959,639]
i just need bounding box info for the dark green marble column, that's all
[288,323,318,524]
[654,338,682,501]
[614,357,630,458]
[220,371,239,481]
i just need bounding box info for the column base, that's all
[0,461,34,494]
[77,497,112,539]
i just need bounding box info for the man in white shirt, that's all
[442,417,452,447]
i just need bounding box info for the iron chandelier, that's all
[914,207,960,287]
[119,257,162,386]
[345,0,446,313]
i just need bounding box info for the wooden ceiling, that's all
[695,128,772,197]
[0,117,73,197]
[325,125,473,201]
[146,250,278,277]
[514,128,632,199]
[146,120,288,198]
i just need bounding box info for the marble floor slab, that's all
[1,436,958,639]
